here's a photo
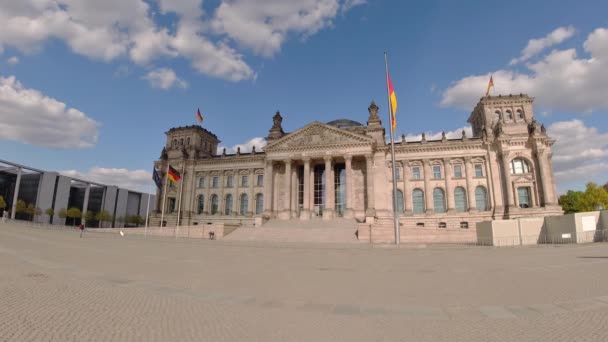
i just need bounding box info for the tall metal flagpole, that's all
[175,163,185,238]
[160,164,169,231]
[384,51,400,245]
[144,184,151,237]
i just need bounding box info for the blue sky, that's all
[1,0,607,193]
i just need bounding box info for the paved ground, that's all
[1,223,608,341]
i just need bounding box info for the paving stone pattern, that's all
[1,224,608,341]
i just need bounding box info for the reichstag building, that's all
[151,94,562,238]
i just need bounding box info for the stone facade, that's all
[152,94,563,240]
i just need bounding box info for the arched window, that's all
[255,193,264,215]
[394,190,404,213]
[412,189,425,214]
[180,138,184,146]
[240,194,248,215]
[186,137,190,145]
[433,188,446,213]
[510,158,530,174]
[225,194,233,215]
[211,195,219,215]
[197,194,204,214]
[494,110,502,122]
[475,186,488,211]
[517,109,524,120]
[172,139,177,147]
[454,187,467,212]
[505,110,513,120]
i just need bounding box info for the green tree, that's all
[559,190,583,214]
[57,208,67,220]
[15,199,26,218]
[115,215,125,228]
[24,203,36,221]
[83,211,95,226]
[45,208,54,224]
[66,207,82,227]
[579,182,608,211]
[127,215,145,227]
[95,210,112,227]
[0,196,6,213]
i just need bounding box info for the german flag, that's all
[168,165,181,183]
[387,73,397,130]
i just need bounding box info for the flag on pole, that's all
[387,73,397,130]
[485,75,494,96]
[152,168,163,189]
[196,108,203,123]
[167,165,181,183]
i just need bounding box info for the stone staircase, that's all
[360,217,477,244]
[224,218,362,244]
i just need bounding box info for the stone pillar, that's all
[324,156,335,220]
[444,158,455,212]
[291,163,298,218]
[10,167,22,219]
[344,155,354,218]
[247,169,254,216]
[501,152,514,211]
[464,157,476,212]
[403,160,412,215]
[300,158,311,220]
[82,183,91,218]
[536,149,555,206]
[263,161,274,217]
[282,159,292,219]
[365,155,375,217]
[423,160,433,213]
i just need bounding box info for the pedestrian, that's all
[79,222,85,238]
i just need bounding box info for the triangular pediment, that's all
[264,121,373,152]
[512,174,534,183]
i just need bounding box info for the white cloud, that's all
[0,1,359,82]
[218,137,267,154]
[0,75,99,148]
[441,27,608,113]
[6,56,19,65]
[60,167,153,192]
[341,0,366,13]
[143,68,188,90]
[548,119,608,189]
[397,126,473,142]
[510,26,575,65]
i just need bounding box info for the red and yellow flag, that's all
[167,165,181,183]
[387,73,397,130]
[196,108,203,123]
[485,75,494,96]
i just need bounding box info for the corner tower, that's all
[468,94,534,138]
[164,126,220,160]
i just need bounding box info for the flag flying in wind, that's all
[387,73,397,130]
[167,165,181,183]
[486,75,494,96]
[196,108,203,123]
[152,168,162,189]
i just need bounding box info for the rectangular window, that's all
[412,167,421,180]
[433,165,441,179]
[257,175,264,186]
[393,166,401,181]
[474,164,483,177]
[226,175,233,188]
[518,187,531,208]
[242,175,248,187]
[198,177,205,188]
[454,165,462,178]
[460,222,469,229]
[212,177,219,188]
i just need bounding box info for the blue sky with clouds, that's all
[0,0,607,193]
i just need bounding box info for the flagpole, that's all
[384,51,400,245]
[144,184,151,237]
[160,163,169,231]
[175,163,185,239]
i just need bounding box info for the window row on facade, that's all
[392,162,485,181]
[197,174,264,189]
[394,186,490,214]
[194,193,264,216]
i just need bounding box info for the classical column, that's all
[501,152,514,211]
[300,158,311,219]
[536,149,555,206]
[82,183,91,217]
[344,155,354,218]
[283,159,292,219]
[10,167,22,219]
[291,163,298,218]
[444,158,455,212]
[464,157,476,212]
[365,155,375,216]
[263,161,274,217]
[248,169,254,216]
[423,159,433,214]
[403,160,412,215]
[323,156,335,220]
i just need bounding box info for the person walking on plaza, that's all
[79,222,85,238]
